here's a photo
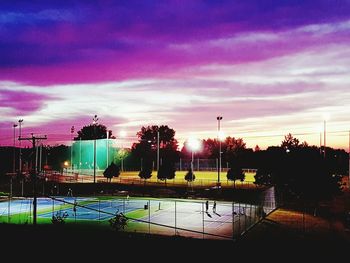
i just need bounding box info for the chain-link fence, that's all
[0,187,277,240]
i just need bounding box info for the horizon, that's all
[1,1,350,150]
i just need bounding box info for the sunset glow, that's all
[1,1,349,150]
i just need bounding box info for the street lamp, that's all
[119,130,127,172]
[18,119,23,196]
[324,119,326,159]
[348,130,350,189]
[70,125,74,174]
[188,137,201,181]
[92,115,99,183]
[157,130,160,173]
[11,124,18,203]
[64,161,69,175]
[13,124,18,175]
[323,113,330,159]
[18,119,23,172]
[106,130,110,168]
[216,116,223,185]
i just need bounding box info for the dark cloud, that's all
[0,89,57,114]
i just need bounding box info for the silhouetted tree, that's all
[75,124,113,140]
[103,162,120,182]
[281,133,300,151]
[132,125,179,174]
[185,168,196,182]
[157,161,176,180]
[138,159,153,180]
[47,145,69,172]
[254,167,272,186]
[138,169,152,180]
[227,166,244,188]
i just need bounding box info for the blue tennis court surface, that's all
[39,198,146,221]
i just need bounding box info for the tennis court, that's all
[0,190,276,240]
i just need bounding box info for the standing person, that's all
[205,200,209,213]
[213,201,217,213]
[73,199,77,222]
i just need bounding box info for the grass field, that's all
[117,171,255,182]
[67,169,256,187]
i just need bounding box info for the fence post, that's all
[98,200,100,221]
[146,200,150,235]
[202,202,205,239]
[232,201,234,240]
[8,183,11,223]
[238,202,241,236]
[175,200,177,235]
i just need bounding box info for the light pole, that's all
[18,119,23,196]
[188,138,201,184]
[18,119,23,173]
[324,120,326,159]
[119,130,127,172]
[11,124,18,202]
[157,130,160,173]
[106,130,109,169]
[13,124,18,174]
[320,132,322,155]
[217,116,223,185]
[64,161,69,175]
[70,126,74,174]
[323,114,329,159]
[92,115,99,183]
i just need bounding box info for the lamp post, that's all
[323,114,329,159]
[216,116,223,185]
[11,124,18,202]
[64,161,69,175]
[324,120,326,159]
[106,130,109,169]
[70,126,74,174]
[157,130,160,173]
[320,132,322,155]
[18,119,23,196]
[92,115,99,183]
[18,119,23,173]
[188,138,200,184]
[119,130,127,172]
[13,124,18,175]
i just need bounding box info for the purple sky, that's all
[1,0,350,149]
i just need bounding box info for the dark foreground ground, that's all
[1,181,349,261]
[1,212,349,262]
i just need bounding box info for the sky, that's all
[0,0,350,150]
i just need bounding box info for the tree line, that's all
[1,123,348,199]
